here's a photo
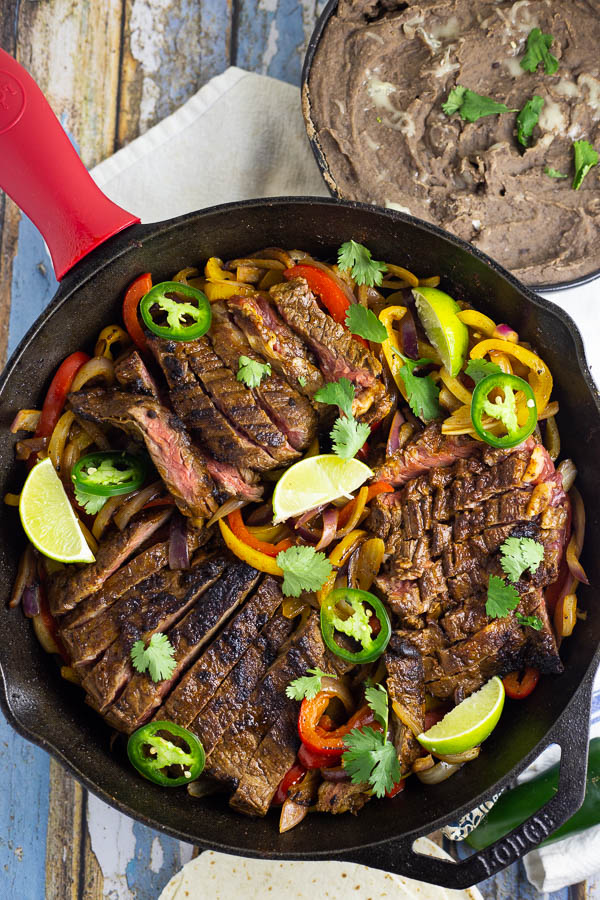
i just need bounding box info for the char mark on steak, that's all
[48,508,172,617]
[68,388,220,519]
[208,303,318,450]
[102,559,260,733]
[158,577,283,728]
[371,423,479,490]
[114,350,160,398]
[385,636,425,773]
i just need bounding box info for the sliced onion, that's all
[9,545,37,608]
[544,415,560,462]
[10,409,41,433]
[71,356,115,391]
[400,308,419,359]
[557,459,577,494]
[337,486,369,538]
[251,247,295,268]
[279,798,308,833]
[113,481,163,531]
[432,747,481,764]
[392,700,422,739]
[492,323,519,342]
[206,497,248,528]
[315,508,339,552]
[169,513,190,570]
[22,583,41,618]
[567,486,588,585]
[92,495,126,541]
[416,761,462,784]
[412,755,435,773]
[302,257,357,307]
[348,537,385,592]
[386,410,405,456]
[32,613,61,655]
[15,437,48,460]
[245,502,274,526]
[296,505,326,529]
[74,416,111,450]
[321,677,355,715]
[187,778,221,798]
[48,411,75,471]
[321,766,351,783]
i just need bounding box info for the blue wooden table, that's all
[0,2,597,897]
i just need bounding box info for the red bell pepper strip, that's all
[503,668,540,699]
[123,273,152,352]
[227,508,292,558]
[283,264,368,348]
[35,351,91,440]
[298,692,380,758]
[337,481,394,529]
[272,762,307,807]
[386,778,406,799]
[297,742,338,770]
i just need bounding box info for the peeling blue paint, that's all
[126,820,193,899]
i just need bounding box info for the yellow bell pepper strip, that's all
[316,529,368,605]
[384,264,419,287]
[203,281,255,301]
[205,257,235,281]
[218,518,283,575]
[469,339,552,415]
[438,367,473,406]
[458,308,497,337]
[379,306,408,401]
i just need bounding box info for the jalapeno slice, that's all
[470,373,537,449]
[140,282,211,341]
[320,587,391,664]
[72,451,146,497]
[127,721,205,787]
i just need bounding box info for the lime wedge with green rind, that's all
[413,286,469,377]
[272,454,372,523]
[418,676,505,754]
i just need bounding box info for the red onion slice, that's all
[169,513,190,570]
[400,308,419,359]
[22,583,41,618]
[321,766,351,783]
[386,410,406,456]
[315,508,339,552]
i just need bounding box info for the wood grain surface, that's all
[0,1,598,897]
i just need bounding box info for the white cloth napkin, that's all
[88,65,600,895]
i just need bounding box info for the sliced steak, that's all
[103,560,260,732]
[314,782,371,815]
[385,636,425,772]
[158,577,283,727]
[371,423,479,489]
[189,613,294,756]
[209,303,317,450]
[68,389,219,519]
[114,350,160,398]
[228,293,324,397]
[81,553,227,709]
[48,508,171,617]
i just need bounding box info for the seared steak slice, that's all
[385,636,425,773]
[314,782,371,815]
[68,389,219,519]
[158,578,283,727]
[81,553,226,709]
[114,350,160,398]
[269,278,386,418]
[229,294,324,397]
[189,613,294,755]
[209,303,317,450]
[371,423,479,490]
[48,508,171,616]
[229,701,300,817]
[103,560,260,732]
[200,454,262,502]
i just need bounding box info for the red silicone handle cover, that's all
[0,49,139,280]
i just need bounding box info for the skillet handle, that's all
[0,49,139,280]
[335,674,594,890]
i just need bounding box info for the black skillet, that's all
[0,48,599,891]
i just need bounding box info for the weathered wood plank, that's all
[117,0,232,147]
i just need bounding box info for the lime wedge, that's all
[19,458,95,563]
[272,454,372,523]
[418,676,505,754]
[413,286,469,377]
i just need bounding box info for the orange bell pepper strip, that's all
[284,264,368,348]
[218,518,285,575]
[227,508,292,557]
[337,481,394,529]
[122,273,152,352]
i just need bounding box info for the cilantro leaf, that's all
[74,486,107,516]
[286,667,332,701]
[330,415,371,459]
[443,85,517,123]
[237,355,271,389]
[130,632,176,682]
[297,376,307,388]
[516,613,543,630]
[482,382,519,434]
[342,727,401,798]
[465,358,503,385]
[276,545,332,597]
[500,537,545,583]
[337,241,388,287]
[516,95,544,148]
[573,140,598,190]
[391,347,441,422]
[520,28,558,76]
[544,166,568,179]
[314,377,354,418]
[486,574,520,619]
[345,305,388,343]
[364,683,389,732]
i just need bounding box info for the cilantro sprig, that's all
[337,241,387,287]
[74,486,108,516]
[237,355,271,388]
[486,574,520,619]
[520,28,558,76]
[345,305,388,343]
[500,537,545,583]
[443,85,517,123]
[276,545,332,597]
[131,632,176,682]
[390,347,441,422]
[286,668,333,701]
[544,166,567,179]
[342,683,401,798]
[314,377,371,459]
[516,95,544,148]
[573,140,598,191]
[465,358,503,385]
[516,613,543,631]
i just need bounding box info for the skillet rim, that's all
[0,195,599,862]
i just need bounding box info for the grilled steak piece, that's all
[371,423,479,490]
[189,613,294,755]
[229,700,300,816]
[269,278,388,419]
[48,508,171,617]
[228,294,324,397]
[314,782,371,815]
[209,303,317,450]
[385,636,425,772]
[81,553,227,709]
[114,350,160,398]
[158,578,283,728]
[103,560,260,732]
[68,389,219,519]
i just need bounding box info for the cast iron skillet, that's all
[1,50,599,891]
[300,0,600,294]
